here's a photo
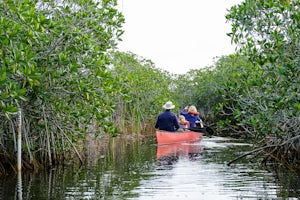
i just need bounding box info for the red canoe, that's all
[156,130,203,144]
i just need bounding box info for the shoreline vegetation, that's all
[0,0,299,176]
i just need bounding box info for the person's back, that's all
[178,115,190,129]
[155,101,180,132]
[180,105,200,128]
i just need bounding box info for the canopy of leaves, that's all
[225,0,300,138]
[173,0,299,139]
[0,0,124,168]
[109,51,175,133]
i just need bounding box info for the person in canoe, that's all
[178,115,190,129]
[155,101,180,132]
[180,105,203,128]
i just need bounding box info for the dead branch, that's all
[227,134,300,166]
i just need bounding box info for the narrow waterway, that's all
[0,135,299,199]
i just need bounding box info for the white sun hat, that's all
[163,101,175,109]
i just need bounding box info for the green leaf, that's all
[1,71,6,81]
[4,105,18,113]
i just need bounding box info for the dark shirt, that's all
[155,110,180,132]
[180,109,200,128]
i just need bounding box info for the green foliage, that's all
[172,67,219,120]
[223,0,300,138]
[0,0,124,169]
[172,54,259,134]
[213,55,263,136]
[1,0,298,172]
[109,51,174,134]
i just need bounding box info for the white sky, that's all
[117,0,243,74]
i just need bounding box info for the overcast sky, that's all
[117,0,243,74]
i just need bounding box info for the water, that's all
[0,135,299,200]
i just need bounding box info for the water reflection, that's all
[0,135,299,199]
[17,172,22,200]
[157,142,203,159]
[134,138,276,200]
[156,142,203,167]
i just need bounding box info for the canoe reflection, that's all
[157,142,203,164]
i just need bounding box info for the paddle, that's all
[204,125,214,135]
[188,127,206,132]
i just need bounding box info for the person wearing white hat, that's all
[155,101,180,132]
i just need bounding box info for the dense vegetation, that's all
[172,0,300,171]
[221,0,299,171]
[109,51,174,134]
[0,0,299,174]
[0,0,125,172]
